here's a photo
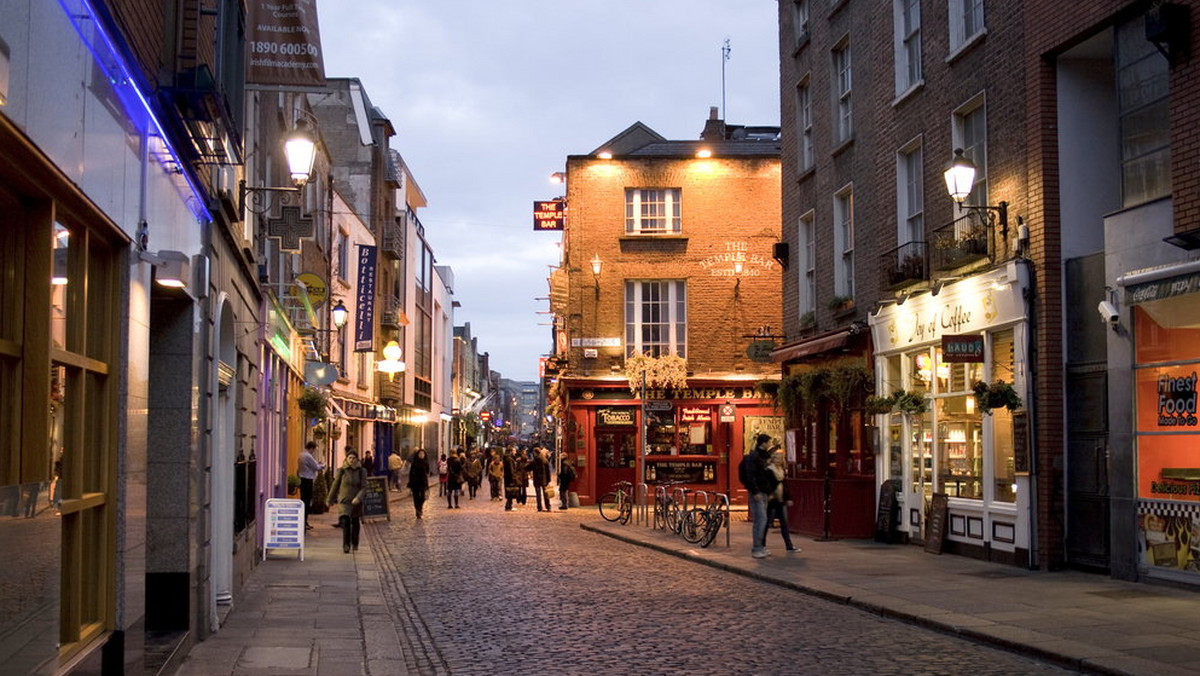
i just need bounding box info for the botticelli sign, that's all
[533,200,565,231]
[941,334,984,363]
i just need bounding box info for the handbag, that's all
[545,485,556,499]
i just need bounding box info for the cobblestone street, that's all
[365,492,1070,676]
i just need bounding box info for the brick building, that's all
[775,1,1038,554]
[775,0,1200,579]
[1020,0,1200,584]
[547,112,782,504]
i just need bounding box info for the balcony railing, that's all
[379,294,403,328]
[878,240,928,291]
[930,213,992,272]
[376,372,402,403]
[381,220,403,259]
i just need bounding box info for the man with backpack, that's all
[739,433,780,559]
[557,454,577,510]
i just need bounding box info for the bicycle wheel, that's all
[665,502,680,533]
[653,498,666,530]
[618,494,633,524]
[681,508,707,544]
[598,492,622,522]
[699,509,723,548]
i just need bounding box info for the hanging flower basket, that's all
[298,386,328,422]
[865,389,929,416]
[972,380,1022,415]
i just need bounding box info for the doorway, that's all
[594,428,636,494]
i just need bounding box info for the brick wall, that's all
[563,153,782,379]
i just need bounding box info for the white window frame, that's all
[793,0,810,49]
[797,78,814,172]
[949,0,985,54]
[893,0,922,95]
[896,139,924,245]
[625,188,682,234]
[625,280,687,358]
[833,185,855,298]
[833,38,853,144]
[951,94,988,209]
[798,210,817,317]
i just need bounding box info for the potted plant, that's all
[799,310,816,330]
[286,474,301,496]
[972,380,1022,415]
[827,295,854,313]
[828,365,872,414]
[311,471,329,513]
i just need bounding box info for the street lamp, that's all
[240,118,318,213]
[377,340,406,380]
[331,299,348,329]
[590,254,602,298]
[942,148,1007,234]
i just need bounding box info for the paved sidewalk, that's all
[583,513,1200,676]
[172,495,410,676]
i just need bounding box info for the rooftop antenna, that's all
[721,38,731,120]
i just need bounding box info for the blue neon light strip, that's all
[57,0,212,222]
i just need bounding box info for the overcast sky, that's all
[318,2,781,381]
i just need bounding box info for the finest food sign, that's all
[1158,371,1199,428]
[533,200,565,231]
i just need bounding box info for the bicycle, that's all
[653,482,691,536]
[598,480,634,524]
[683,492,730,548]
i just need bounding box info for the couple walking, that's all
[739,433,799,559]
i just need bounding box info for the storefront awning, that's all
[1119,259,1200,329]
[331,395,397,422]
[771,329,857,363]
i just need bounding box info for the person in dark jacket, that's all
[328,450,368,553]
[446,449,465,509]
[557,454,577,510]
[502,447,522,511]
[738,433,779,559]
[529,448,553,512]
[407,448,431,519]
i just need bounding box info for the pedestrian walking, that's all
[530,447,553,512]
[557,454,577,510]
[517,447,531,506]
[502,447,522,511]
[487,451,504,501]
[328,449,368,553]
[437,453,448,496]
[739,433,779,559]
[446,449,465,509]
[464,451,483,500]
[362,451,375,476]
[407,448,431,518]
[387,451,403,492]
[297,441,325,530]
[766,450,799,553]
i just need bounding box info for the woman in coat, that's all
[328,450,368,553]
[529,448,553,512]
[406,448,431,518]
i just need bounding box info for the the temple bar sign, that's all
[942,334,984,362]
[534,200,565,231]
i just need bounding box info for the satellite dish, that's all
[305,361,339,386]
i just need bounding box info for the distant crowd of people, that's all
[425,444,576,515]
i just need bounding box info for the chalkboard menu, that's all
[874,480,901,543]
[361,476,390,520]
[924,492,949,554]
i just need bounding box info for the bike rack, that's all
[652,485,668,530]
[635,482,650,525]
[715,492,731,548]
